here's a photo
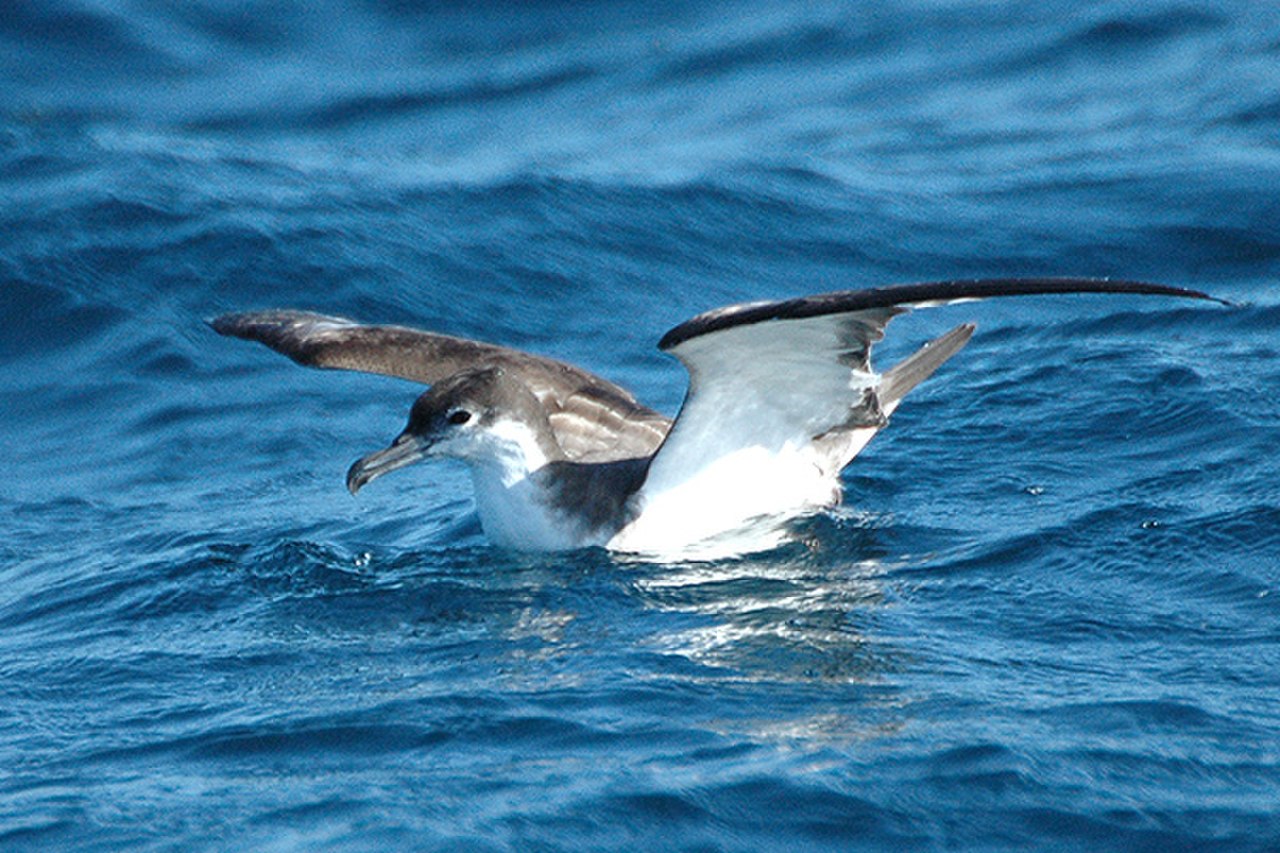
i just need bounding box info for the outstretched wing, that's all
[211,309,530,385]
[617,278,1217,551]
[210,310,670,461]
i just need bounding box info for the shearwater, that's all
[212,278,1220,559]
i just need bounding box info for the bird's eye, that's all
[447,410,472,426]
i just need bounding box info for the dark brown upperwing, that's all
[210,310,671,461]
[658,277,1223,351]
[210,310,529,385]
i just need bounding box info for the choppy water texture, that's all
[3,1,1280,850]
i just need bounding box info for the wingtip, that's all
[206,309,350,342]
[208,311,270,341]
[207,313,239,337]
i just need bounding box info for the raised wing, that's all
[210,310,670,461]
[656,277,1222,349]
[615,278,1217,553]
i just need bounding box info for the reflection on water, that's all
[402,510,930,745]
[637,558,888,677]
[610,513,926,745]
[633,514,900,674]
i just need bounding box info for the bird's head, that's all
[345,366,553,494]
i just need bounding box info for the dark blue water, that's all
[4,1,1280,849]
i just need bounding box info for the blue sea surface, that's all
[3,1,1280,850]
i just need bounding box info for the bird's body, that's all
[212,278,1219,559]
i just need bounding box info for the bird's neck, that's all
[472,418,562,487]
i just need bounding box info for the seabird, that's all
[212,278,1220,558]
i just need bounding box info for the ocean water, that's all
[3,0,1280,849]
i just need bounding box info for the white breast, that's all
[470,467,602,551]
[464,419,607,551]
[607,439,851,559]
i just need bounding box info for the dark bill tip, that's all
[345,433,427,495]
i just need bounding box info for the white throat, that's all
[470,418,553,487]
